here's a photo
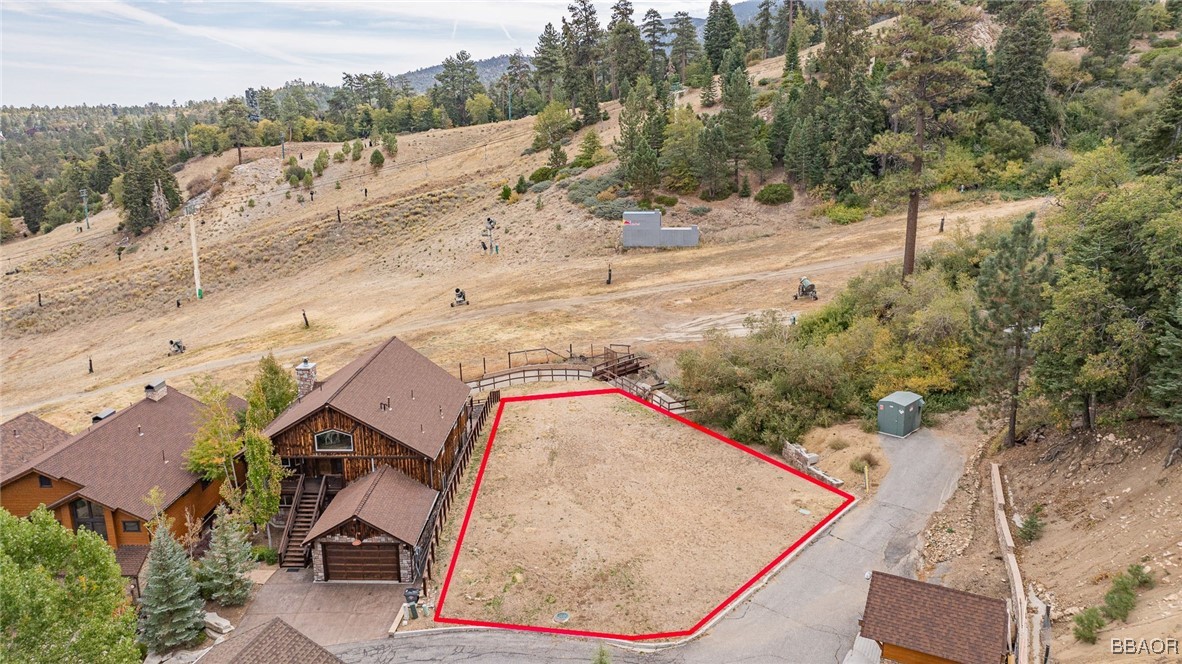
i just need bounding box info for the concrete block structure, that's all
[621,210,700,248]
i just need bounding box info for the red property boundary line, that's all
[434,387,857,641]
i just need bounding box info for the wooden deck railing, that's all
[277,474,304,565]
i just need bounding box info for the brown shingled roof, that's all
[262,337,470,459]
[303,464,438,546]
[1,413,71,480]
[115,545,150,578]
[860,571,1009,664]
[198,617,341,664]
[6,387,246,521]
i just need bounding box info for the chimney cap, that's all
[145,378,166,391]
[296,358,317,369]
[92,408,116,423]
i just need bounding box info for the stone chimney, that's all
[145,379,168,401]
[295,357,317,399]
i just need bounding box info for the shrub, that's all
[251,546,278,565]
[530,180,552,193]
[500,184,512,201]
[1017,504,1045,543]
[849,454,878,474]
[828,439,850,451]
[529,167,554,182]
[1102,578,1137,622]
[333,151,346,163]
[514,175,529,194]
[370,149,385,171]
[1072,607,1105,643]
[654,194,678,207]
[739,176,752,197]
[689,206,711,216]
[247,199,255,208]
[1126,564,1154,589]
[186,175,212,197]
[754,183,794,205]
[826,203,866,225]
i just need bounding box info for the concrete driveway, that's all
[239,568,407,647]
[332,428,965,663]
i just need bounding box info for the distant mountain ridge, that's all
[391,1,828,93]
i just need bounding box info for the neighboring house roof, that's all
[860,571,1008,664]
[1,413,71,480]
[198,617,341,664]
[303,464,438,546]
[263,337,470,459]
[114,545,150,578]
[3,388,246,521]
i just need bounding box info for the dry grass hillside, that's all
[1,47,1043,432]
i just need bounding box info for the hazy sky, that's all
[2,1,714,107]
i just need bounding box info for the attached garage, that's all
[323,543,400,581]
[303,465,439,583]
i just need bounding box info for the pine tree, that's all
[606,1,649,100]
[993,4,1054,141]
[669,11,701,82]
[661,105,703,193]
[1084,0,1139,78]
[817,0,871,96]
[90,150,118,194]
[257,87,279,121]
[435,50,483,126]
[1134,75,1182,174]
[370,149,385,171]
[1032,266,1147,430]
[720,69,755,189]
[754,0,775,52]
[704,0,740,73]
[767,96,794,166]
[574,129,604,167]
[534,23,565,102]
[139,526,205,652]
[700,75,718,108]
[781,31,804,91]
[747,139,772,184]
[563,0,604,126]
[739,174,751,197]
[615,77,654,174]
[973,213,1052,447]
[548,144,568,170]
[17,178,47,234]
[696,117,732,199]
[826,75,882,193]
[641,9,668,82]
[872,0,987,280]
[198,506,254,606]
[219,97,254,165]
[1148,292,1182,428]
[628,139,661,200]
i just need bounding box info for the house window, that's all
[123,520,141,533]
[38,475,52,488]
[314,430,353,452]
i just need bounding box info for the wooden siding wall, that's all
[880,643,964,664]
[113,510,150,546]
[319,517,407,544]
[0,473,80,517]
[273,407,466,490]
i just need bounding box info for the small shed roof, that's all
[878,391,924,407]
[860,571,1008,664]
[303,465,439,546]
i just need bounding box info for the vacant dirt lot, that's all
[436,389,849,637]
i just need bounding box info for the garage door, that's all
[323,543,400,581]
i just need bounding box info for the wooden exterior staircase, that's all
[279,476,325,568]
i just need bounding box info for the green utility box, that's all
[877,391,925,438]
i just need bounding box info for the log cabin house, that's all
[858,571,1010,664]
[0,380,246,587]
[262,336,488,583]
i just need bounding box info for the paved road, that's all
[331,429,964,664]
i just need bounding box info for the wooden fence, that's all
[465,364,594,392]
[417,391,500,590]
[454,342,631,383]
[603,372,693,415]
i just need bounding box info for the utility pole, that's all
[80,188,90,229]
[188,211,203,299]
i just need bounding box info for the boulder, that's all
[204,611,234,635]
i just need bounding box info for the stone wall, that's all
[782,442,845,488]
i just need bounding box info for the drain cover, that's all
[554,611,570,624]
